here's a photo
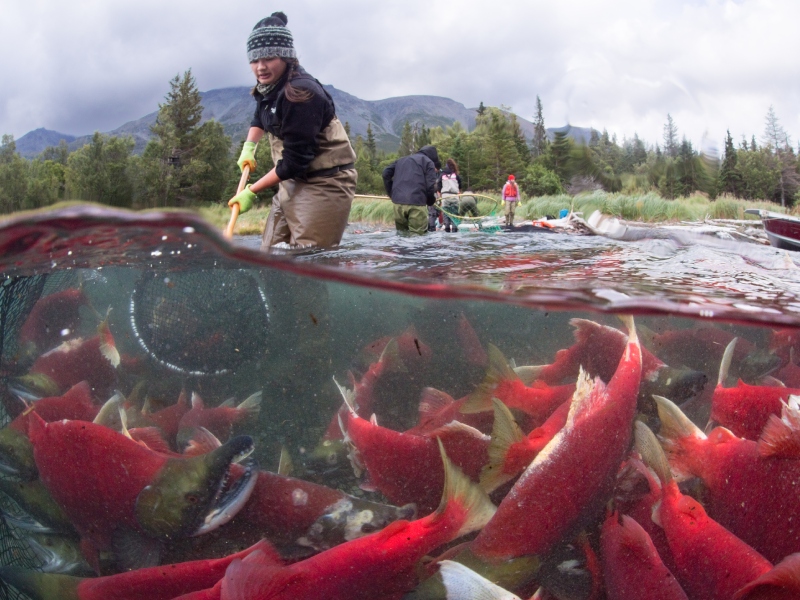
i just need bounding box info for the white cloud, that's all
[1,0,799,151]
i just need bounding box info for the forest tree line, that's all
[1,70,798,214]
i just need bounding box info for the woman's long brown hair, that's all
[446,158,459,175]
[283,58,312,102]
[251,58,311,102]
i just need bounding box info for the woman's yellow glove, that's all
[237,142,257,172]
[228,185,257,214]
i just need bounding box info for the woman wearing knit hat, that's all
[228,11,357,249]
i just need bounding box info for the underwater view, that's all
[1,206,800,599]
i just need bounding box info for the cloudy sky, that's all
[2,0,799,152]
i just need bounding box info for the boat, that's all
[745,208,800,251]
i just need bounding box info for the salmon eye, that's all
[186,494,199,504]
[326,453,338,465]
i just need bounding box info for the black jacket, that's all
[250,67,336,180]
[382,146,441,206]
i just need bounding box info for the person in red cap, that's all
[501,174,521,227]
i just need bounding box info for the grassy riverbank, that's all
[199,192,787,235]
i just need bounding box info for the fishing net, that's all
[439,193,503,234]
[129,269,271,376]
[0,274,50,600]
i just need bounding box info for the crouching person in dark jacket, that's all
[382,146,440,235]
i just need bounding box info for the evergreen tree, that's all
[136,70,230,206]
[530,95,548,158]
[344,121,351,139]
[663,114,678,158]
[0,135,28,212]
[398,121,414,157]
[509,114,531,166]
[417,124,431,149]
[549,130,573,183]
[719,130,741,197]
[365,123,377,167]
[66,132,134,207]
[477,102,486,116]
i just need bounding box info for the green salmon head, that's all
[0,426,38,481]
[135,435,257,541]
[304,439,349,476]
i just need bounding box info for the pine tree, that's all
[477,102,486,116]
[365,123,377,167]
[398,121,414,157]
[137,70,230,207]
[549,130,573,183]
[530,95,548,158]
[344,121,351,139]
[719,130,741,197]
[663,114,678,158]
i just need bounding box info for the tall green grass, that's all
[194,192,790,234]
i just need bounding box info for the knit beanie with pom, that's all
[247,12,296,62]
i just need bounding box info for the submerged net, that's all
[0,275,50,600]
[130,269,271,376]
[439,193,503,234]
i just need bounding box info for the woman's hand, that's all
[228,185,257,213]
[237,142,257,172]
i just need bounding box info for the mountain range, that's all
[15,85,596,158]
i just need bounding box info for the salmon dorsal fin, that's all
[93,392,125,427]
[462,344,519,414]
[418,387,454,421]
[427,420,489,443]
[222,551,293,600]
[190,392,204,410]
[379,338,407,373]
[183,426,223,457]
[219,397,236,408]
[434,439,496,538]
[333,376,357,414]
[480,398,526,494]
[439,559,523,600]
[565,368,603,426]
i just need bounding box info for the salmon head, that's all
[135,435,257,540]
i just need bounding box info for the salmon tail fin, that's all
[718,338,738,387]
[438,560,523,600]
[236,391,262,418]
[0,567,81,600]
[97,314,120,368]
[513,365,545,386]
[379,338,408,373]
[417,387,455,424]
[278,445,293,476]
[758,400,800,458]
[633,420,672,487]
[462,344,518,414]
[480,398,526,493]
[222,550,293,600]
[435,438,496,538]
[652,395,706,481]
